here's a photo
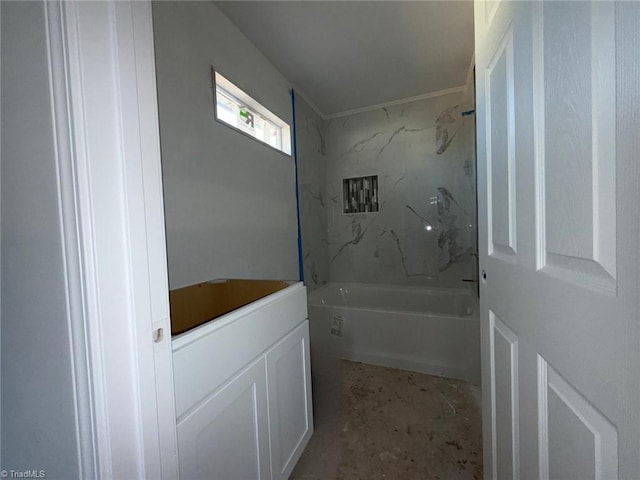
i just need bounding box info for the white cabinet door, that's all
[266,321,314,480]
[475,1,640,479]
[176,357,271,480]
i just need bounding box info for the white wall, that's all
[1,2,80,476]
[152,2,299,289]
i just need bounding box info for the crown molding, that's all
[322,85,466,120]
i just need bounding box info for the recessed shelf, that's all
[342,175,379,214]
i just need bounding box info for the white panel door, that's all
[475,1,640,479]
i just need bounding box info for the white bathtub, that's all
[308,282,480,384]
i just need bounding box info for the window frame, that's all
[212,69,292,156]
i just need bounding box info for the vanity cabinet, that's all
[171,281,312,480]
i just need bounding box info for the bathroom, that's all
[293,86,481,479]
[154,1,480,478]
[4,0,635,478]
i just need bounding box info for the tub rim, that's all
[307,281,478,317]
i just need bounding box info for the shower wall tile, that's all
[295,96,329,291]
[324,91,477,287]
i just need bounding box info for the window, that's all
[213,70,292,155]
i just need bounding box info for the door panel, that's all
[486,25,517,261]
[475,1,640,479]
[534,1,616,292]
[538,356,618,480]
[490,312,520,480]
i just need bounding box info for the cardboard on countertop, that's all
[169,279,291,335]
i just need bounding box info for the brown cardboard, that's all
[169,279,290,335]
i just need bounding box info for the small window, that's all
[213,70,291,155]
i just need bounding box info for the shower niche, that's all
[343,175,379,214]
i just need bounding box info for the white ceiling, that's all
[214,1,475,117]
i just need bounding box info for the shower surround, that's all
[295,90,476,290]
[295,96,329,290]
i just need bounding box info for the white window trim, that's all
[213,70,292,156]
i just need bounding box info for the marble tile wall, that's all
[323,91,477,287]
[296,90,476,289]
[295,95,330,291]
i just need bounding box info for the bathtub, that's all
[307,282,480,384]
